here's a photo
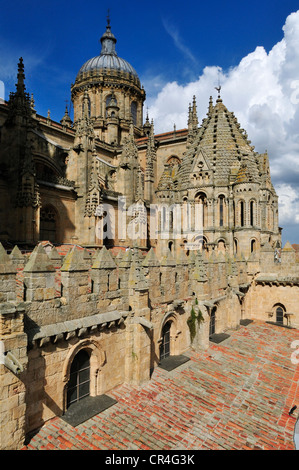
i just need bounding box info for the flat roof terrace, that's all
[22,321,299,451]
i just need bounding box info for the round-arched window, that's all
[160,322,171,360]
[276,306,284,324]
[67,350,90,408]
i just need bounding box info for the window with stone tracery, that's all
[39,205,57,243]
[131,101,137,125]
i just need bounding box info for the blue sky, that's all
[1,0,299,244]
[1,0,297,118]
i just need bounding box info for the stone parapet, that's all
[0,241,298,449]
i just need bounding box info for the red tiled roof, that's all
[22,321,299,450]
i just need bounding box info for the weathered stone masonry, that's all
[0,238,298,449]
[1,18,299,451]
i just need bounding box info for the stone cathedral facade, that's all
[0,20,298,449]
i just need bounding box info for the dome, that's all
[78,55,139,79]
[75,20,140,83]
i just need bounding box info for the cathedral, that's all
[0,18,298,450]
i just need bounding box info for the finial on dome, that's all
[100,12,117,55]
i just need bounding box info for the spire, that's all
[60,103,72,127]
[192,95,198,127]
[143,109,151,136]
[100,12,117,56]
[188,102,192,130]
[16,57,26,94]
[7,57,32,123]
[208,96,213,115]
[187,95,198,144]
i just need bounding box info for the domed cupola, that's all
[71,18,146,145]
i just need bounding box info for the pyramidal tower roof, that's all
[178,94,260,188]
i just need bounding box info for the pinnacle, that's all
[24,243,55,272]
[61,246,89,272]
[92,246,116,269]
[142,247,159,267]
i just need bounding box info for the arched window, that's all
[275,306,285,324]
[234,238,238,254]
[131,101,137,125]
[195,192,207,228]
[40,206,57,243]
[36,162,59,182]
[240,201,245,227]
[67,350,90,408]
[217,239,226,254]
[160,322,171,360]
[162,206,167,231]
[250,239,256,253]
[218,195,225,227]
[250,200,255,226]
[194,235,207,251]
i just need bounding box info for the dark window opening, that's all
[219,196,224,227]
[276,306,284,324]
[240,201,244,227]
[160,322,171,360]
[67,350,90,409]
[40,206,57,243]
[209,307,216,336]
[23,283,27,301]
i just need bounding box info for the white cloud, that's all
[145,10,299,242]
[276,184,299,225]
[162,18,198,66]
